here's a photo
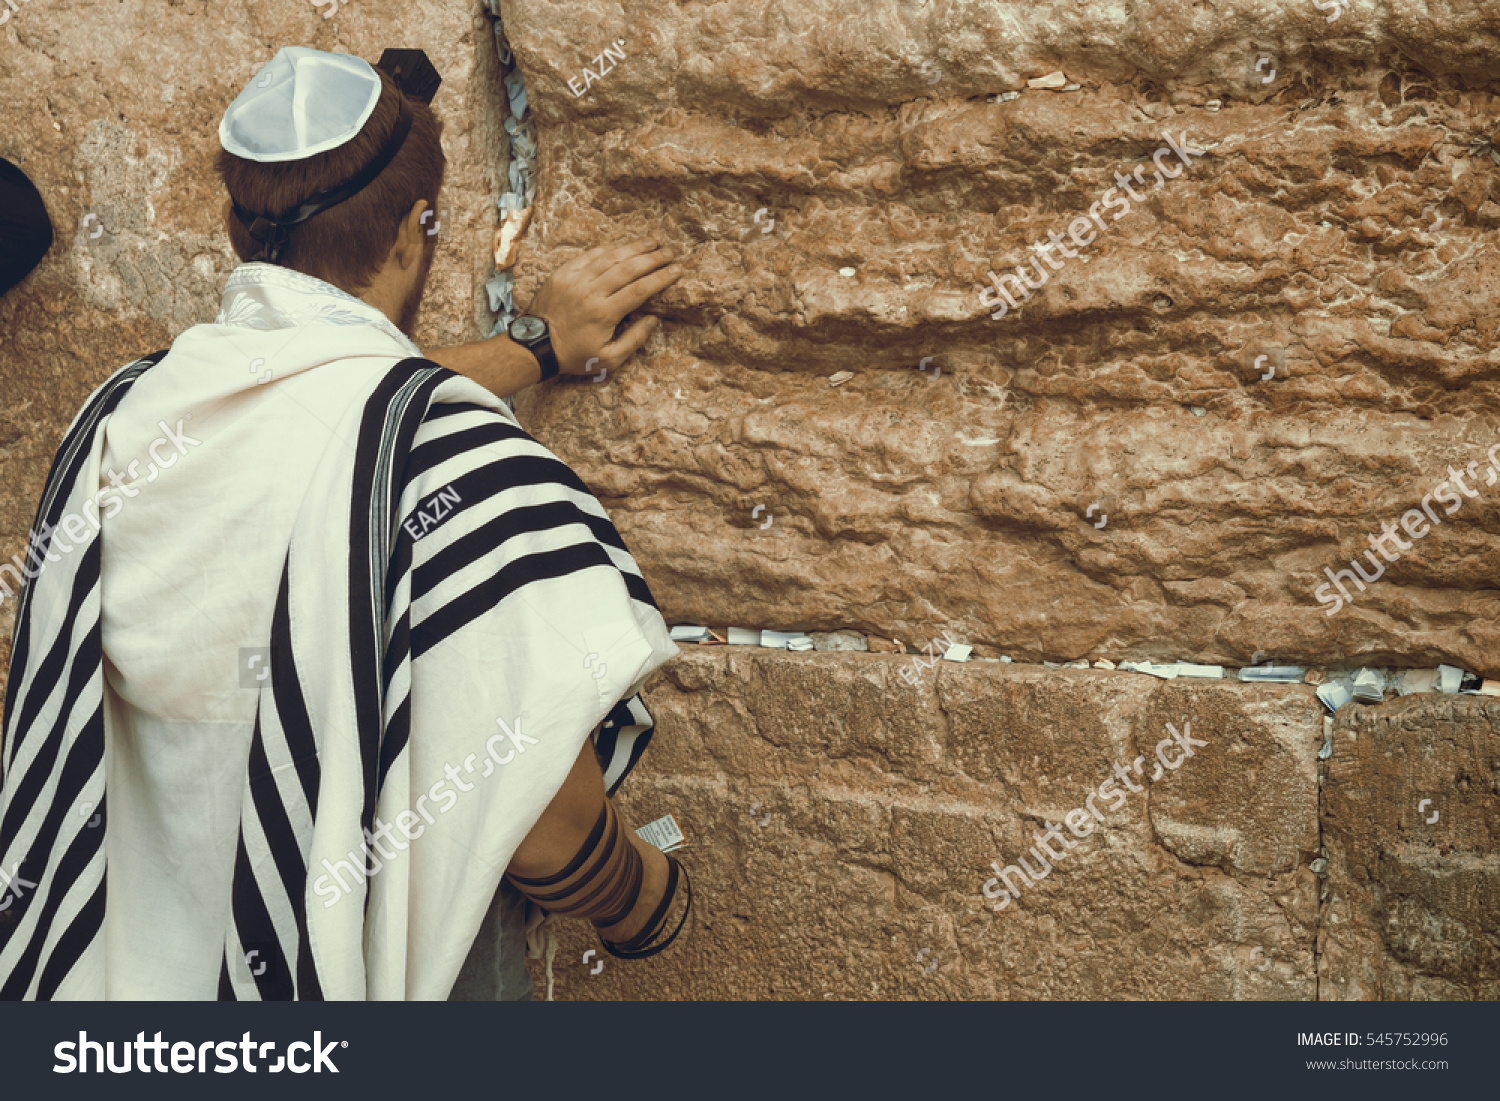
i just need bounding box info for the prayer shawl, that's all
[0,262,678,999]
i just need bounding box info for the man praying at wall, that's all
[0,45,691,1000]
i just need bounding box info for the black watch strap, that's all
[509,315,561,381]
[529,334,560,381]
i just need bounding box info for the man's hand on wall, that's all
[527,238,682,376]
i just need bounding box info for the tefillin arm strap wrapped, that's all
[506,800,693,960]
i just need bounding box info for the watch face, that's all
[510,315,546,342]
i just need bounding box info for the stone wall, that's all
[2,1,1497,1000]
[499,0,1500,1000]
[535,648,1497,1001]
[508,0,1500,672]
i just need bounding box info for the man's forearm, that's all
[508,738,678,947]
[425,333,541,399]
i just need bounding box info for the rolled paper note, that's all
[1239,664,1306,683]
[493,206,533,270]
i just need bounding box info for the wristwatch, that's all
[508,314,560,381]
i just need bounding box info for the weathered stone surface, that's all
[3,1,1496,1002]
[1320,694,1500,1000]
[531,648,1324,1000]
[503,0,1500,672]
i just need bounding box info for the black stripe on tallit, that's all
[3,352,166,749]
[295,911,324,1001]
[423,401,492,420]
[34,874,104,1000]
[0,599,102,855]
[611,721,656,798]
[269,564,320,814]
[381,603,410,693]
[222,562,325,1000]
[228,827,288,1001]
[346,362,451,846]
[375,587,412,794]
[376,694,410,799]
[403,420,533,485]
[0,702,102,972]
[411,422,599,501]
[0,772,105,999]
[238,713,303,1001]
[0,695,104,966]
[5,537,104,781]
[411,540,650,660]
[411,495,633,605]
[384,437,608,612]
[217,951,237,1001]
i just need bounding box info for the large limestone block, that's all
[533,648,1322,1000]
[501,0,1500,671]
[1320,694,1500,1000]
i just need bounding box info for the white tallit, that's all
[0,262,678,999]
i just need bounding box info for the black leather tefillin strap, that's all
[508,802,645,926]
[505,798,694,961]
[598,855,693,961]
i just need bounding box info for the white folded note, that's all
[1173,663,1224,679]
[760,630,812,649]
[635,814,686,853]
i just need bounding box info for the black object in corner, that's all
[0,157,54,297]
[377,48,442,104]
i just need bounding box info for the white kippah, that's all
[219,46,383,163]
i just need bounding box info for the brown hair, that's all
[215,70,445,294]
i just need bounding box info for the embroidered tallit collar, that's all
[213,262,422,357]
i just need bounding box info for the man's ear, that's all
[395,199,431,269]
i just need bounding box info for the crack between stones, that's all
[1314,720,1328,1001]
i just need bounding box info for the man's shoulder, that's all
[402,397,592,507]
[59,350,173,442]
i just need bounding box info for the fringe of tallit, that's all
[543,922,558,1002]
[524,902,558,1002]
